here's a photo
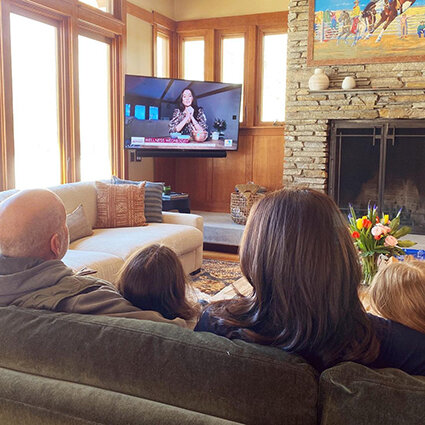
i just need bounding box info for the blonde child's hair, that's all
[369,260,425,333]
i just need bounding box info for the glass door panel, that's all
[10,13,60,189]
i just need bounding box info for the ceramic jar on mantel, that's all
[342,76,356,90]
[308,68,330,91]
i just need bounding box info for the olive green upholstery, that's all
[319,362,425,425]
[0,306,318,425]
[1,306,423,425]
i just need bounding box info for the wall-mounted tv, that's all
[124,75,242,156]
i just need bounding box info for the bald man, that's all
[0,189,189,328]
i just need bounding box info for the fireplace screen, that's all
[329,120,425,235]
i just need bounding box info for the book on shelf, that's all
[162,192,189,200]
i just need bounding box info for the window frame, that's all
[255,25,288,127]
[153,28,171,78]
[177,29,214,81]
[175,12,288,129]
[0,0,124,190]
[216,28,248,127]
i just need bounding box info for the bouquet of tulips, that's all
[348,204,416,284]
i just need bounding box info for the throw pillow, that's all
[66,204,93,243]
[112,176,163,223]
[95,181,147,228]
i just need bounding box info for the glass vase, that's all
[361,254,379,286]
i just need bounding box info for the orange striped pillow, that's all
[95,181,147,228]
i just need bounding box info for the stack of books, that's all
[162,192,189,200]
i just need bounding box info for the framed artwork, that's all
[307,0,425,65]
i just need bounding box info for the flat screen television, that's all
[124,75,242,156]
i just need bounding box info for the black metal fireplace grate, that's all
[329,120,425,235]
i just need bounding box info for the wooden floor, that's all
[203,250,239,262]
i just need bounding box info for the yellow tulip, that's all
[356,218,363,230]
[383,214,389,224]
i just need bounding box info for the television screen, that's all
[124,75,242,153]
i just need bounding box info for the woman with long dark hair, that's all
[195,188,425,375]
[168,88,208,136]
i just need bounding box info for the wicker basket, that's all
[230,192,265,225]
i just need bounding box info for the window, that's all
[135,105,146,120]
[221,36,245,122]
[0,0,123,191]
[125,103,131,117]
[79,0,112,14]
[260,33,287,123]
[156,33,170,78]
[10,13,61,189]
[182,38,204,81]
[78,34,112,181]
[149,106,159,120]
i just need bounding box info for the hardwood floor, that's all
[203,250,239,262]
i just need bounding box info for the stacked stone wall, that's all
[285,0,425,190]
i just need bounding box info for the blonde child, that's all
[369,260,425,334]
[117,244,200,328]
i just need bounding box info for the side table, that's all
[162,197,191,213]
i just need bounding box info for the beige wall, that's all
[128,0,175,18]
[126,14,154,180]
[173,0,287,21]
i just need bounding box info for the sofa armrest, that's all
[162,212,203,233]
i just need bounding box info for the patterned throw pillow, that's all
[95,181,147,228]
[112,176,163,223]
[66,204,93,242]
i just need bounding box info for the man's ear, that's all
[50,233,61,259]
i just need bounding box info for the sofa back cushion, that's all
[95,181,147,228]
[66,204,93,242]
[319,362,425,425]
[112,176,164,223]
[0,306,318,425]
[49,181,98,228]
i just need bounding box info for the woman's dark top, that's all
[194,307,425,376]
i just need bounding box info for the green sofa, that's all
[0,306,424,425]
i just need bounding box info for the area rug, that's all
[190,259,242,296]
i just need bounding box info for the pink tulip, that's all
[384,235,398,247]
[371,225,383,237]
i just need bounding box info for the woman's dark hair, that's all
[178,88,200,116]
[117,244,199,320]
[206,188,380,370]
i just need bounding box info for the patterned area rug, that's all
[190,259,242,296]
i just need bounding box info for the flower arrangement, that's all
[348,204,416,285]
[213,118,227,133]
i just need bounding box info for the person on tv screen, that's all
[169,88,208,138]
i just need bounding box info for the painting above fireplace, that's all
[307,0,425,65]
[328,120,425,235]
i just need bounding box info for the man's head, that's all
[0,189,69,260]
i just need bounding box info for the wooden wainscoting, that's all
[154,126,284,212]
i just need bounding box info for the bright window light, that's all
[79,0,111,13]
[222,36,245,121]
[183,39,204,81]
[156,34,169,78]
[261,33,287,122]
[10,13,60,189]
[78,35,111,181]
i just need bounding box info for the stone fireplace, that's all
[328,120,425,234]
[284,0,425,234]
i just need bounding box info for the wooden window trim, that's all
[216,28,248,127]
[0,0,124,190]
[77,28,123,178]
[178,29,214,81]
[255,25,287,127]
[153,26,171,78]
